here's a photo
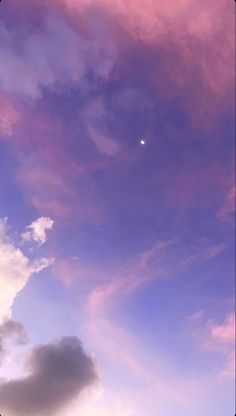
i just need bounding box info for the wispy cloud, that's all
[217,186,235,224]
[86,237,227,313]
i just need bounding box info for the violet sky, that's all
[0,1,235,415]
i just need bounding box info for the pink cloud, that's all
[60,0,234,124]
[87,240,174,313]
[86,237,230,314]
[203,243,227,259]
[52,258,92,288]
[186,310,235,379]
[137,240,174,269]
[2,0,233,126]
[0,15,117,98]
[0,0,234,222]
[0,92,20,137]
[16,162,103,222]
[210,313,235,344]
[207,313,235,379]
[0,97,105,221]
[86,125,120,157]
[217,186,235,223]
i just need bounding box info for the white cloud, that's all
[21,216,54,245]
[0,218,54,324]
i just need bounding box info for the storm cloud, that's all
[0,336,98,415]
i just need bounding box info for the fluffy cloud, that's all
[0,218,54,324]
[21,216,54,245]
[0,336,98,416]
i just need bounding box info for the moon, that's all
[140,139,146,145]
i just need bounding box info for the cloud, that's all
[15,162,104,221]
[84,99,121,156]
[217,186,235,223]
[0,319,28,364]
[0,19,82,98]
[187,311,235,379]
[0,92,20,137]
[21,217,54,245]
[87,125,120,157]
[0,15,117,98]
[2,0,233,123]
[209,313,235,346]
[0,0,233,224]
[87,239,175,313]
[0,218,54,324]
[61,0,234,123]
[86,238,227,313]
[52,257,91,288]
[0,336,98,416]
[206,313,235,379]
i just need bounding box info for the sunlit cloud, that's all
[0,218,54,324]
[21,217,54,245]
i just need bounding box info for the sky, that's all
[0,0,235,415]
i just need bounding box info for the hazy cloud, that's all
[84,99,121,156]
[217,186,235,223]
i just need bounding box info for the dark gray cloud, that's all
[0,336,98,416]
[0,320,28,363]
